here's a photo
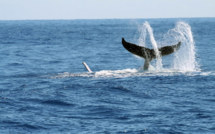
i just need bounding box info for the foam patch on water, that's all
[50,72,94,79]
[50,69,215,79]
[94,68,138,78]
[51,69,138,79]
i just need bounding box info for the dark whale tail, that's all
[121,38,181,70]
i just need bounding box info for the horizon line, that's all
[0,16,214,21]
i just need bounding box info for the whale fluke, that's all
[159,41,181,56]
[121,38,181,70]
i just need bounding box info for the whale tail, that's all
[121,38,181,70]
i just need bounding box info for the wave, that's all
[41,99,74,107]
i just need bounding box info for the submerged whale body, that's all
[121,38,181,70]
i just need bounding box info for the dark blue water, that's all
[0,18,215,133]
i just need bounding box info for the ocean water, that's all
[0,18,215,133]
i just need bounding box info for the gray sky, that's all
[0,0,214,20]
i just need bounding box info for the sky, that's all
[0,0,214,20]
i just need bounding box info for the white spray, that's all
[137,21,199,72]
[138,22,163,70]
[166,22,199,71]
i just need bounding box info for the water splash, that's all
[167,22,199,71]
[137,21,199,72]
[138,22,163,70]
